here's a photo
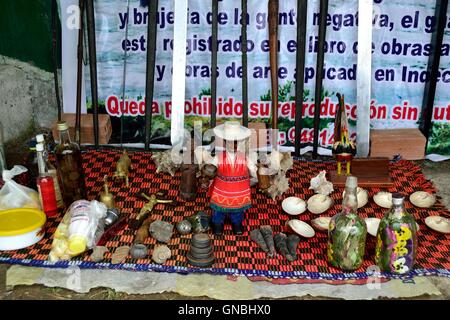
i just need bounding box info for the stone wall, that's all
[0,55,60,143]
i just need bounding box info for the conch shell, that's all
[307,194,333,214]
[309,171,334,196]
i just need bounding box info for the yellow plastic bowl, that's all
[0,208,46,251]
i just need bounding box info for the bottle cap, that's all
[36,143,44,152]
[57,121,69,131]
[392,193,404,205]
[68,235,87,255]
[36,134,45,143]
[345,176,358,189]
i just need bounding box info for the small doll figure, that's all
[206,121,257,235]
[333,93,356,175]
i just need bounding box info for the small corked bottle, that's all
[327,176,367,271]
[36,134,64,209]
[36,143,58,217]
[375,193,418,274]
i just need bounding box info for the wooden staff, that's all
[75,0,85,145]
[268,0,279,147]
[86,0,99,148]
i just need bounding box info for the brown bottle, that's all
[55,121,86,205]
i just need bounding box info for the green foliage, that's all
[427,123,450,155]
[199,88,211,98]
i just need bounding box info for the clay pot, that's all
[130,244,148,259]
[176,220,192,235]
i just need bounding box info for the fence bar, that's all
[312,0,328,159]
[294,0,307,157]
[268,0,279,134]
[211,0,219,128]
[75,0,85,145]
[51,0,62,121]
[144,0,159,150]
[86,0,99,148]
[420,0,448,140]
[241,0,248,128]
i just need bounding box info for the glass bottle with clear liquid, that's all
[375,193,418,274]
[327,176,367,271]
[55,121,86,206]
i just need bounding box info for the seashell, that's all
[410,191,436,208]
[149,220,174,243]
[307,194,333,214]
[111,246,130,264]
[365,218,381,237]
[282,197,307,215]
[286,219,315,238]
[311,216,332,232]
[91,246,109,263]
[373,192,392,209]
[309,170,334,196]
[343,187,369,209]
[176,220,192,235]
[425,216,450,234]
[152,245,172,264]
[130,244,148,259]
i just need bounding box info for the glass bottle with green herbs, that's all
[375,193,417,274]
[55,121,86,205]
[327,176,367,271]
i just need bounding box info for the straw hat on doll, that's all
[214,121,251,141]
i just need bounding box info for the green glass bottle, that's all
[375,193,417,274]
[327,176,367,271]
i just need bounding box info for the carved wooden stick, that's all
[268,0,279,149]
